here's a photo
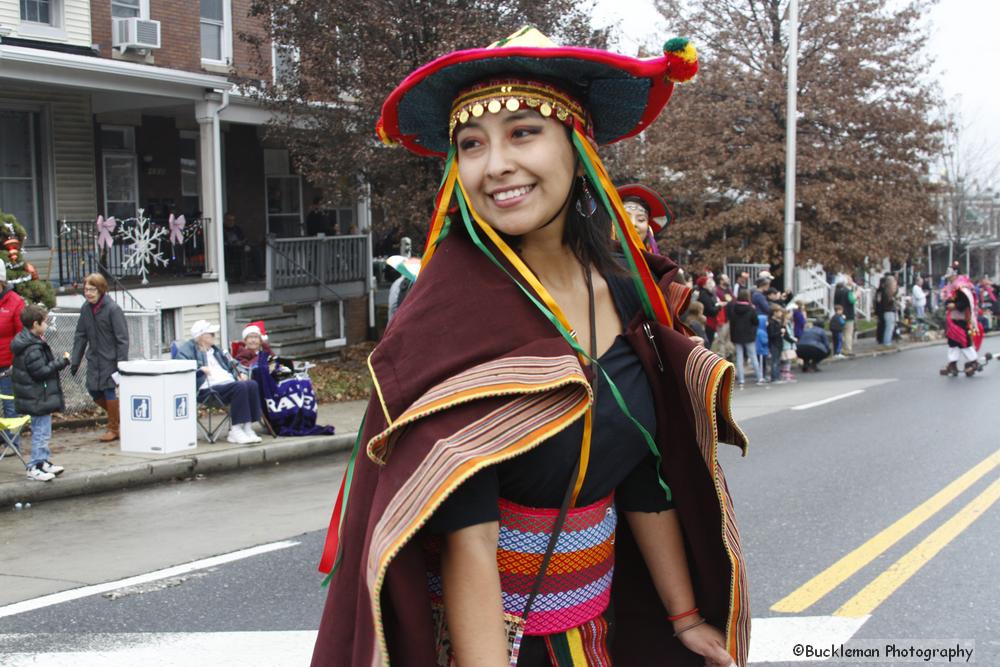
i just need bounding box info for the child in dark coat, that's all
[829,304,847,356]
[11,305,70,482]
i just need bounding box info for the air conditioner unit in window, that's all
[112,18,161,52]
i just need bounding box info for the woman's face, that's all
[245,333,262,350]
[83,283,101,304]
[623,202,650,240]
[455,110,576,238]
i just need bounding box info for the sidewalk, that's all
[0,401,367,506]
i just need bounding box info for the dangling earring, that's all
[575,177,597,218]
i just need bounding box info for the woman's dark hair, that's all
[737,288,751,301]
[563,175,626,277]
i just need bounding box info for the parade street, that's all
[1,340,998,666]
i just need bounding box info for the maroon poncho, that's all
[312,229,750,666]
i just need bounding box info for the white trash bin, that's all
[118,359,198,454]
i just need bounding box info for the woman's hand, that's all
[62,351,71,360]
[674,620,734,667]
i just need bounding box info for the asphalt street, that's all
[1,340,998,666]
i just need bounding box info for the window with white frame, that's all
[200,0,232,64]
[178,132,200,218]
[101,126,138,221]
[272,43,300,86]
[20,0,52,23]
[264,149,302,237]
[0,109,49,245]
[19,0,64,35]
[110,0,144,18]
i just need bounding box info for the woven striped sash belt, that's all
[497,493,616,635]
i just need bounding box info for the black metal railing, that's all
[57,218,210,287]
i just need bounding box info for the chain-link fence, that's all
[47,308,162,414]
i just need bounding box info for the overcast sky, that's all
[592,0,1000,175]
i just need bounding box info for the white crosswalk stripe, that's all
[0,615,869,665]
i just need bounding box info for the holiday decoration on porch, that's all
[0,211,56,308]
[120,209,169,285]
[168,213,186,259]
[95,215,116,249]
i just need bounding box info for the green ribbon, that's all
[321,406,368,586]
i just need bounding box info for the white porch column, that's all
[195,90,231,342]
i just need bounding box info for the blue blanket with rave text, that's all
[255,351,335,437]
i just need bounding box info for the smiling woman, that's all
[313,27,749,667]
[455,110,577,234]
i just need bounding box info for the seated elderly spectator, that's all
[797,319,831,372]
[232,321,272,373]
[174,320,263,444]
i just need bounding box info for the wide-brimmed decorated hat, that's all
[377,26,698,158]
[617,183,675,234]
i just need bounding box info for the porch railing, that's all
[57,218,209,287]
[724,263,771,291]
[266,235,369,294]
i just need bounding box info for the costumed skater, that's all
[312,28,749,667]
[617,183,673,255]
[386,254,422,322]
[940,275,985,377]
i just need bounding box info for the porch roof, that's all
[0,42,230,101]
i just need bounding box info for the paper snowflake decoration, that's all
[121,210,169,284]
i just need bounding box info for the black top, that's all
[427,273,673,534]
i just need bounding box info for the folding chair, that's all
[0,393,30,468]
[170,341,231,444]
[196,387,233,444]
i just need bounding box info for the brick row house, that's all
[0,0,373,355]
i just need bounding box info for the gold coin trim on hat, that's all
[448,79,591,143]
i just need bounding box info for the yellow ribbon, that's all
[454,173,594,506]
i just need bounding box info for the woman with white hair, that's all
[174,320,263,444]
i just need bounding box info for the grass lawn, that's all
[310,342,375,402]
[855,318,877,333]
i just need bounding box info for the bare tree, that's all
[604,0,946,275]
[935,118,1000,268]
[242,1,606,247]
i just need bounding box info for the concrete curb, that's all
[826,330,999,365]
[0,432,358,507]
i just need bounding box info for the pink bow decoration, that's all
[168,214,186,245]
[96,216,116,249]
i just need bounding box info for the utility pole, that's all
[784,0,798,294]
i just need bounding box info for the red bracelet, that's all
[667,607,699,622]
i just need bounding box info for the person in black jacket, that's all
[12,305,70,482]
[694,276,722,346]
[71,273,130,442]
[726,289,763,385]
[766,304,785,382]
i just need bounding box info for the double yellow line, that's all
[772,447,1000,617]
